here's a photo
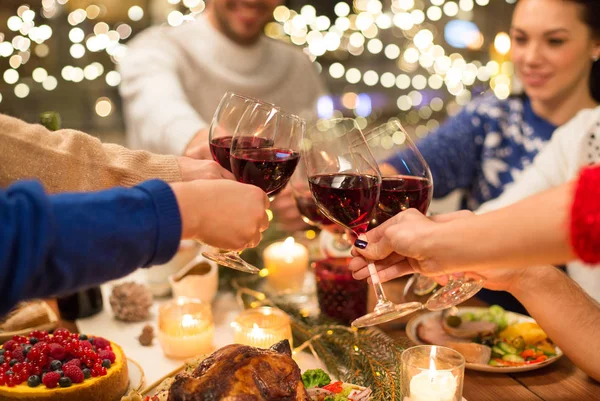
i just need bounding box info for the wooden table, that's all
[49,280,600,401]
[373,281,600,401]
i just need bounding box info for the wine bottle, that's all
[40,111,104,321]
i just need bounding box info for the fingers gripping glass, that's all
[203,93,304,273]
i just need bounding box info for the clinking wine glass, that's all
[363,120,437,297]
[364,121,485,317]
[290,163,353,251]
[302,118,423,327]
[202,98,305,273]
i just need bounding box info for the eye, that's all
[548,38,565,46]
[512,36,527,45]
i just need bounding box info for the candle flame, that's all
[283,237,295,247]
[428,346,437,382]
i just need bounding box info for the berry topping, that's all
[101,359,111,369]
[79,334,88,341]
[98,349,116,363]
[82,368,91,379]
[0,357,4,365]
[10,347,25,363]
[93,337,110,350]
[50,360,62,371]
[27,375,41,387]
[9,359,18,367]
[42,371,61,388]
[2,341,16,352]
[63,365,84,384]
[58,377,72,388]
[64,359,81,369]
[56,370,64,377]
[49,344,67,360]
[28,338,39,345]
[80,340,93,350]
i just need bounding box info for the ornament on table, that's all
[109,282,153,322]
[138,324,155,346]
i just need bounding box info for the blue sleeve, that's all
[0,179,181,316]
[387,107,484,198]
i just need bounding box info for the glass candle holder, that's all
[157,297,214,359]
[313,257,368,325]
[231,307,293,349]
[401,345,465,401]
[263,237,309,293]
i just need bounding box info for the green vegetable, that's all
[488,305,505,317]
[492,346,506,357]
[511,336,526,351]
[446,315,462,328]
[324,387,353,401]
[502,354,525,363]
[301,369,331,389]
[461,312,476,322]
[489,359,505,367]
[498,342,518,354]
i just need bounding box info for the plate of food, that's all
[121,340,371,401]
[406,306,563,373]
[0,301,58,343]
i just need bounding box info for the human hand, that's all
[171,180,270,250]
[269,186,310,233]
[349,209,475,279]
[176,156,234,181]
[183,129,212,159]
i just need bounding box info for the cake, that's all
[0,329,129,401]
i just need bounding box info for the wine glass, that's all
[365,121,484,315]
[302,118,423,327]
[208,92,276,172]
[363,120,437,297]
[202,99,305,273]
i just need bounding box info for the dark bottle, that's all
[40,111,104,321]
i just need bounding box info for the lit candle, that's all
[263,237,308,292]
[409,358,458,401]
[232,307,293,349]
[157,297,214,359]
[402,346,464,401]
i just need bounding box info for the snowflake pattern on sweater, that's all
[388,94,557,210]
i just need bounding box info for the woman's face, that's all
[510,0,600,104]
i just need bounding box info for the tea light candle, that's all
[232,307,293,349]
[402,346,464,401]
[263,237,308,292]
[157,297,214,359]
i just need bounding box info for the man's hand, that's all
[183,129,212,160]
[176,156,234,181]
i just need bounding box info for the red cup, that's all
[313,257,368,325]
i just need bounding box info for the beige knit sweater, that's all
[0,113,182,193]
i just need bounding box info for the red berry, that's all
[90,369,99,377]
[98,367,107,376]
[11,347,25,362]
[80,341,92,350]
[27,348,41,361]
[42,371,61,389]
[49,344,66,360]
[98,350,115,363]
[64,359,81,369]
[3,352,11,361]
[53,329,71,338]
[63,365,84,384]
[93,337,110,350]
[11,335,27,344]
[2,341,16,352]
[31,366,42,376]
[6,377,15,387]
[32,342,50,354]
[0,374,5,386]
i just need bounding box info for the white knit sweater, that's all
[119,16,325,155]
[478,106,600,300]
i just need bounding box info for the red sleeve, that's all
[570,165,600,264]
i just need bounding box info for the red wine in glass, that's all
[295,193,335,227]
[210,136,274,172]
[370,176,433,228]
[230,148,300,196]
[308,173,381,236]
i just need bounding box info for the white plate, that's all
[127,358,145,392]
[406,307,563,373]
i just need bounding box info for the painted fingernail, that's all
[354,239,368,249]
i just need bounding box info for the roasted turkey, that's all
[167,340,310,401]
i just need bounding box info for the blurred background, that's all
[0,0,516,145]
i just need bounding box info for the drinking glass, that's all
[203,96,305,273]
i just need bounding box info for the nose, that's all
[521,41,544,67]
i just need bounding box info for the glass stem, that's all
[367,260,390,309]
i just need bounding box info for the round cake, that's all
[0,329,129,401]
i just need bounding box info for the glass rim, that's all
[233,306,291,330]
[401,345,466,371]
[223,91,305,123]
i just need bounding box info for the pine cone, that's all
[109,282,153,322]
